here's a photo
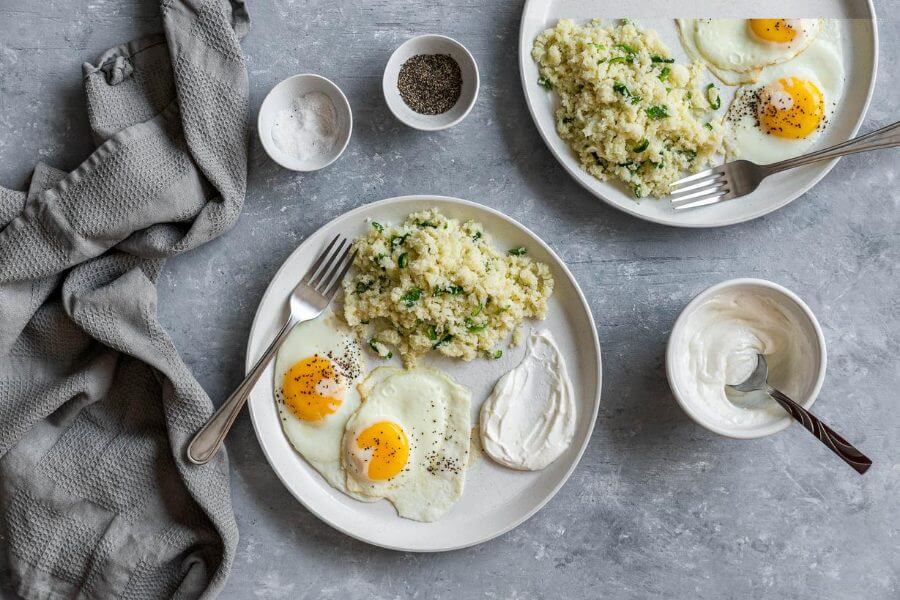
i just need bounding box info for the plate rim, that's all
[517,3,879,228]
[243,194,603,552]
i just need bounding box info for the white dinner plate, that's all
[519,1,878,227]
[245,195,602,551]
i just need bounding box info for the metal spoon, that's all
[728,354,872,474]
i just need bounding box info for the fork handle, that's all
[766,121,900,175]
[765,385,872,475]
[187,317,296,465]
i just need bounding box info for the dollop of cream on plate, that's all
[479,329,576,470]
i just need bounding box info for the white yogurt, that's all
[479,329,576,470]
[670,291,816,430]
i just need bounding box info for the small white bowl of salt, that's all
[258,74,352,171]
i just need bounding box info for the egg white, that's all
[678,19,822,85]
[342,366,471,522]
[724,24,844,164]
[273,307,372,501]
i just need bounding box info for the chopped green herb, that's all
[651,55,675,63]
[704,122,714,131]
[590,151,603,165]
[433,334,454,349]
[426,325,438,341]
[401,287,422,307]
[632,139,649,153]
[613,82,640,104]
[464,317,486,333]
[508,247,527,256]
[371,221,383,233]
[679,149,697,161]
[390,233,409,249]
[372,253,386,267]
[538,76,553,90]
[355,280,373,295]
[416,220,438,228]
[615,43,637,55]
[368,338,392,359]
[590,43,606,51]
[646,105,669,119]
[632,184,643,198]
[705,83,721,110]
[489,349,503,359]
[472,231,483,241]
[607,56,629,65]
[398,252,409,268]
[658,66,671,82]
[562,116,574,124]
[435,284,464,296]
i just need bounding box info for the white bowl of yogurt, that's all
[666,279,827,439]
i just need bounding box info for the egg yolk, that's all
[282,356,343,421]
[356,421,409,481]
[748,19,798,44]
[757,77,825,139]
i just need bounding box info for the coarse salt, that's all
[271,91,338,162]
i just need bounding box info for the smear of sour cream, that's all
[479,329,576,471]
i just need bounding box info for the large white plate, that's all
[519,1,878,227]
[245,195,602,551]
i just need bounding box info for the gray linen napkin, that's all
[0,0,249,597]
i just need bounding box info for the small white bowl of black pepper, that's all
[383,34,479,131]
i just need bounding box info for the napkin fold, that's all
[0,0,249,597]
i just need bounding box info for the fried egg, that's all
[678,19,822,84]
[342,367,471,522]
[724,23,844,164]
[273,308,369,499]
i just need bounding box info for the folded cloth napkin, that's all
[0,0,249,597]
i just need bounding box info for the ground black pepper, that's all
[397,54,462,115]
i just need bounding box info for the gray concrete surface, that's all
[1,1,898,598]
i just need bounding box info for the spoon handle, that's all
[766,386,872,474]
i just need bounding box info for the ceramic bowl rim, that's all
[382,34,480,131]
[665,278,828,439]
[257,73,353,172]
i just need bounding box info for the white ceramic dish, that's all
[666,278,827,439]
[245,195,602,551]
[383,35,479,131]
[257,74,352,171]
[518,2,878,227]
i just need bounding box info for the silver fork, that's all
[669,120,900,210]
[187,235,356,465]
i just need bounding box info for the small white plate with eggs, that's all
[245,195,602,551]
[519,0,878,227]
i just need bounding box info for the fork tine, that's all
[673,190,732,210]
[321,249,357,299]
[310,238,350,290]
[669,173,728,195]
[669,183,729,205]
[669,166,721,187]
[302,235,341,285]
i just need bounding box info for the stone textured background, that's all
[0,1,897,598]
